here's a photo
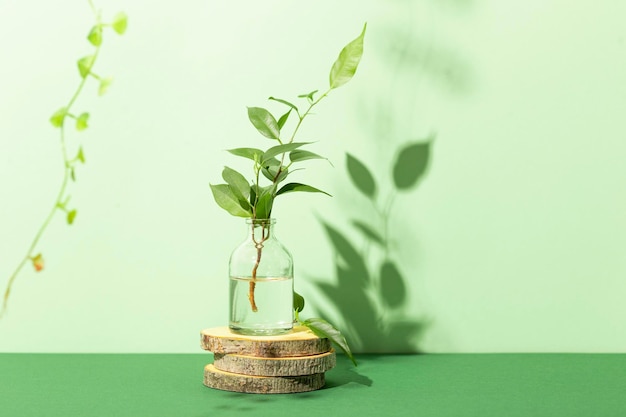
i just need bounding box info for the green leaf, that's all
[293,291,305,313]
[380,260,407,308]
[67,209,77,225]
[50,107,68,128]
[98,77,113,96]
[393,141,431,190]
[222,166,250,201]
[262,142,311,164]
[268,97,299,112]
[303,318,356,366]
[249,185,257,207]
[352,220,384,246]
[289,150,328,164]
[76,112,89,131]
[77,55,95,78]
[297,90,318,103]
[277,109,291,130]
[226,147,264,162]
[263,157,281,167]
[346,153,376,199]
[262,165,289,184]
[276,182,331,197]
[70,168,76,182]
[247,107,280,140]
[87,25,103,46]
[111,12,128,35]
[254,187,275,219]
[257,184,276,199]
[76,147,86,164]
[329,23,367,89]
[210,184,252,217]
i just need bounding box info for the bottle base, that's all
[229,324,293,336]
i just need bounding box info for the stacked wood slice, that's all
[200,326,336,394]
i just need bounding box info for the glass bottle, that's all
[229,218,293,335]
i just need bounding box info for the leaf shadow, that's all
[372,4,475,97]
[324,363,374,389]
[311,134,434,352]
[308,0,471,356]
[313,215,430,353]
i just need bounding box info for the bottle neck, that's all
[246,219,276,244]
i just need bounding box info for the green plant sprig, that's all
[294,290,357,366]
[210,24,366,314]
[210,25,365,357]
[1,5,127,318]
[210,23,366,222]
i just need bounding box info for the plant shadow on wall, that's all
[315,143,432,353]
[312,0,473,353]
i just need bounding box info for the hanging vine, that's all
[1,2,127,318]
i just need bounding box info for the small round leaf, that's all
[112,12,128,35]
[87,25,103,46]
[77,55,95,78]
[76,113,89,131]
[67,209,78,225]
[98,77,113,96]
[50,107,68,128]
[76,147,86,164]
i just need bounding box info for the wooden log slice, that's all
[214,350,336,377]
[200,326,331,357]
[203,364,325,394]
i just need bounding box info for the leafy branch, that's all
[1,4,127,318]
[211,24,367,312]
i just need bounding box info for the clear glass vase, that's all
[229,218,294,335]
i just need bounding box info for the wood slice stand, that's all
[200,326,335,394]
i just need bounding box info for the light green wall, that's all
[1,0,624,353]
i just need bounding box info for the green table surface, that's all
[1,353,624,417]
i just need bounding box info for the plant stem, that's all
[250,89,332,312]
[1,12,101,318]
[272,88,332,184]
[288,88,332,144]
[249,247,261,312]
[1,132,72,318]
[248,221,270,312]
[380,191,396,256]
